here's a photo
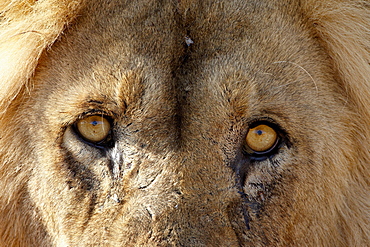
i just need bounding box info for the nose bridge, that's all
[177,166,241,245]
[152,88,244,245]
[136,150,243,246]
[108,65,246,245]
[109,129,244,246]
[176,131,245,240]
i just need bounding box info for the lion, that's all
[0,0,369,246]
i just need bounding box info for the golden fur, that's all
[0,0,369,246]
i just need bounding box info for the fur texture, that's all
[0,0,369,246]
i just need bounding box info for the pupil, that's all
[91,121,98,126]
[256,130,263,135]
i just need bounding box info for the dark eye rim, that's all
[243,120,285,161]
[72,114,115,149]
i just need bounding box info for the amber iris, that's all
[76,115,111,143]
[245,124,278,153]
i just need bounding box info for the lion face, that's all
[1,0,369,246]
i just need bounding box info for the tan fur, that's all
[0,0,369,246]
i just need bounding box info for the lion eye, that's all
[245,124,278,155]
[75,115,111,143]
